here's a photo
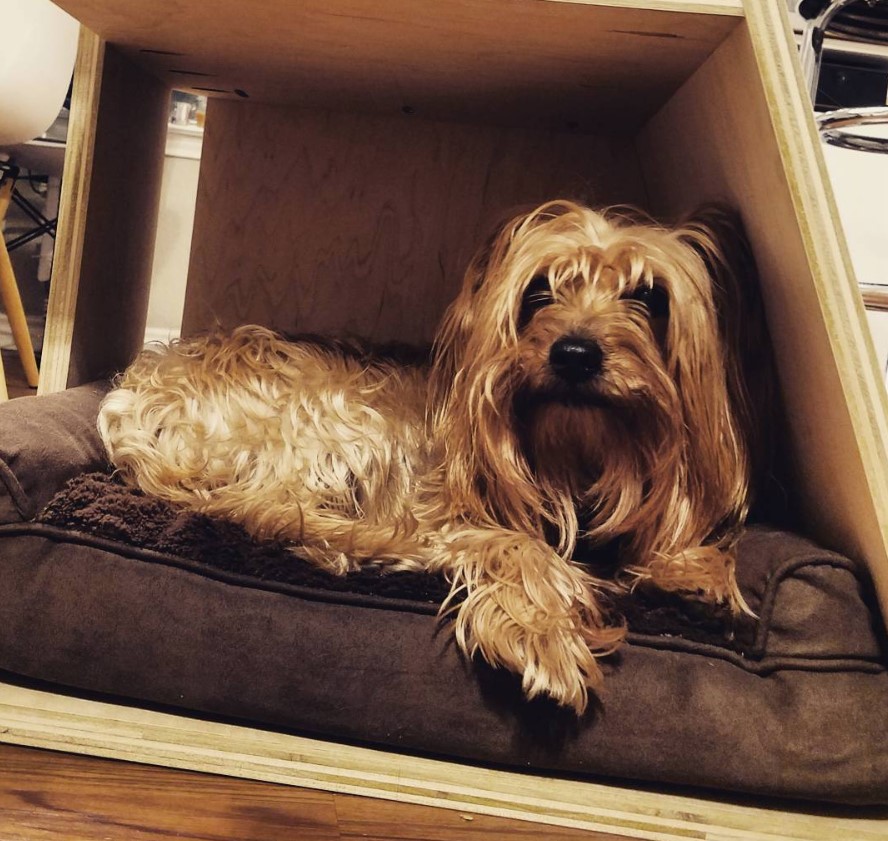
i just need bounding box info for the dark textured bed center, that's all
[36,472,755,652]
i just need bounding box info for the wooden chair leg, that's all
[0,178,39,389]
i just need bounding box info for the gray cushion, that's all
[0,382,110,523]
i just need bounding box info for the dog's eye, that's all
[624,284,669,319]
[519,275,554,328]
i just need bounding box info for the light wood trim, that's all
[0,682,884,841]
[547,0,742,13]
[40,27,103,395]
[0,351,7,401]
[42,33,170,392]
[65,46,168,387]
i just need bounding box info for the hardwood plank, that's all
[0,744,626,841]
[0,744,341,841]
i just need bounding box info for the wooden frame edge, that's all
[544,0,743,15]
[39,26,104,396]
[0,682,884,841]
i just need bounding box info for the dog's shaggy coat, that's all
[99,200,775,713]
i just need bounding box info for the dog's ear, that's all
[677,205,788,524]
[465,224,503,294]
[464,206,541,294]
[428,207,552,535]
[676,206,762,391]
[431,208,528,392]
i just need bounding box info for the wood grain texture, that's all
[0,744,340,841]
[1,682,885,841]
[637,1,888,619]
[182,101,646,342]
[0,743,626,841]
[67,45,169,386]
[0,349,7,401]
[49,0,739,132]
[41,37,169,392]
[39,27,103,395]
[547,0,741,10]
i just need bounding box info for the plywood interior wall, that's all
[49,0,741,134]
[182,102,647,343]
[43,41,170,392]
[638,17,888,612]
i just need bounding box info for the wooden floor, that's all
[0,743,629,841]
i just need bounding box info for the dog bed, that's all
[1,384,887,805]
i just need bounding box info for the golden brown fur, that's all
[99,200,773,714]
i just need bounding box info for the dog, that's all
[98,199,776,714]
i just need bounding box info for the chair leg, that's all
[0,179,39,389]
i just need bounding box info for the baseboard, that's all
[143,325,181,346]
[165,123,203,160]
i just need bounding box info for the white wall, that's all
[822,129,888,382]
[144,125,201,344]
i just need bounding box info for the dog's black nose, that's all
[549,337,603,383]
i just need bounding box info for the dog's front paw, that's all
[461,609,625,715]
[627,545,754,618]
[436,528,625,714]
[516,622,620,714]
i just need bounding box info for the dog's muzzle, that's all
[549,336,603,384]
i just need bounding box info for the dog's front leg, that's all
[432,527,625,714]
[627,543,753,617]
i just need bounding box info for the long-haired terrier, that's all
[99,199,776,713]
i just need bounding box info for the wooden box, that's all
[6,1,888,837]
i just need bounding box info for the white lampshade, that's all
[0,0,79,146]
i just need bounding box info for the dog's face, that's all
[505,212,698,493]
[431,200,765,560]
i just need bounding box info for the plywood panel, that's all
[41,37,170,391]
[637,3,888,613]
[182,101,647,343]
[50,0,740,131]
[1,682,885,841]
